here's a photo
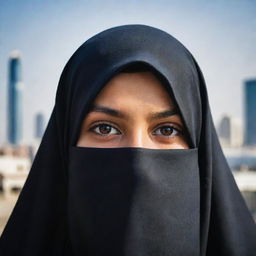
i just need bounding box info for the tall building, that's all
[218,115,243,148]
[244,80,256,146]
[35,112,45,139]
[7,51,23,145]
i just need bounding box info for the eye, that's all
[90,123,121,136]
[152,125,181,137]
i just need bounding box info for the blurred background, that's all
[0,0,256,235]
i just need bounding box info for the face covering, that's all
[68,146,200,256]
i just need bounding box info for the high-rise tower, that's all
[244,79,256,146]
[35,112,45,139]
[8,50,23,145]
[218,115,243,148]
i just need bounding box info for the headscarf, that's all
[0,24,255,256]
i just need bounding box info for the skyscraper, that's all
[218,115,243,148]
[35,112,45,139]
[244,79,256,146]
[8,50,23,145]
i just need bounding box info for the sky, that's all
[0,0,256,144]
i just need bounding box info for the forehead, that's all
[93,71,176,110]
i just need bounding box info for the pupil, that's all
[160,126,173,136]
[99,124,111,134]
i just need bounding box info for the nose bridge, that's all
[126,126,149,148]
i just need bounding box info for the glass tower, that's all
[244,80,256,146]
[8,51,23,145]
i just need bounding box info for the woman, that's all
[0,25,255,255]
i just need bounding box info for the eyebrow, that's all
[149,109,179,120]
[89,105,125,118]
[89,105,180,120]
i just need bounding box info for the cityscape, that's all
[0,51,46,235]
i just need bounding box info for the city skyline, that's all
[0,0,256,144]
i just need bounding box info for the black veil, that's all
[0,25,255,255]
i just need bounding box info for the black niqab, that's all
[68,147,200,256]
[0,25,256,256]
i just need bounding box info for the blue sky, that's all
[0,0,256,144]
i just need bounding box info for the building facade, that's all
[244,80,256,146]
[8,51,23,145]
[218,115,243,148]
[35,112,45,139]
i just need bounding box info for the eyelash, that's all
[89,121,183,138]
[152,124,182,137]
[89,121,121,136]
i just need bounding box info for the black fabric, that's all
[68,147,200,256]
[0,24,256,255]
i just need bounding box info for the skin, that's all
[76,71,189,149]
